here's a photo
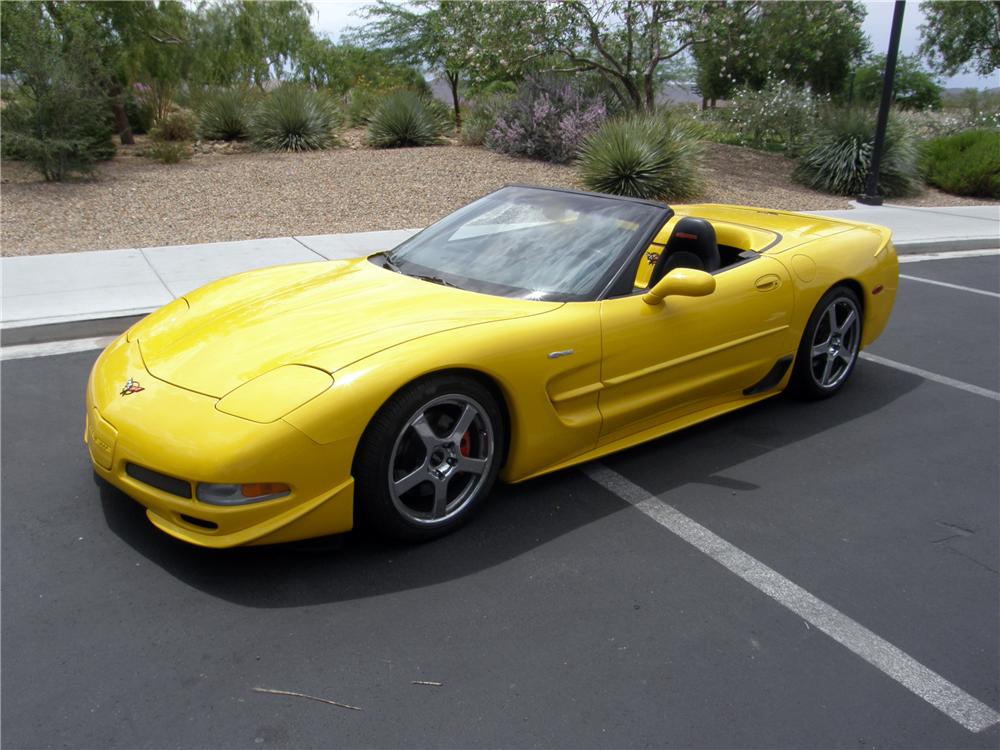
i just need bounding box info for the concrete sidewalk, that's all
[804,202,999,252]
[2,203,997,332]
[1,229,420,329]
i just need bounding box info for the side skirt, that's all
[743,355,794,396]
[509,389,781,484]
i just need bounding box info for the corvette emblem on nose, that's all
[120,378,145,396]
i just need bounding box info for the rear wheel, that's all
[354,375,504,541]
[791,285,862,399]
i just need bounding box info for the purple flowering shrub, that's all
[486,78,606,164]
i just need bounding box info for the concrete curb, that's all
[894,238,999,254]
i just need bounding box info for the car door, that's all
[597,256,795,443]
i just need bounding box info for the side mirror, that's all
[642,268,716,305]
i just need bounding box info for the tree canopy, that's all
[849,54,943,110]
[693,1,868,103]
[352,1,541,125]
[918,0,1000,78]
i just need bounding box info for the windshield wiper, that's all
[412,274,459,288]
[372,251,403,274]
[372,252,457,288]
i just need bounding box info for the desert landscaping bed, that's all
[1,137,993,256]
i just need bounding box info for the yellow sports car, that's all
[86,186,898,547]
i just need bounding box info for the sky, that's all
[310,0,1000,90]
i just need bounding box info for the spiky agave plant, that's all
[251,85,339,152]
[793,108,920,197]
[365,91,445,148]
[577,115,703,200]
[198,87,255,141]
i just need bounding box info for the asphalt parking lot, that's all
[2,252,998,749]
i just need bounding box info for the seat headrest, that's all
[670,217,716,244]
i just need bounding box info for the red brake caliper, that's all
[459,431,472,457]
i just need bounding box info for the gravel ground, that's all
[1,137,994,256]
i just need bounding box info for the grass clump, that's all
[251,85,339,152]
[577,115,704,200]
[146,139,191,164]
[793,108,920,197]
[919,130,1000,198]
[198,88,255,141]
[365,91,445,148]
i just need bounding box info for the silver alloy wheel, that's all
[809,296,861,389]
[387,394,495,525]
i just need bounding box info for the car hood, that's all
[136,257,561,397]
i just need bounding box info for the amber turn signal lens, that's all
[197,482,290,505]
[241,483,290,498]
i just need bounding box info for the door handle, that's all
[755,274,781,291]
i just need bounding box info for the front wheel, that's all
[353,375,504,541]
[790,286,863,399]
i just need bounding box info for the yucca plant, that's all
[251,85,339,152]
[577,115,704,200]
[793,108,920,197]
[365,91,445,148]
[198,87,255,141]
[919,130,1000,198]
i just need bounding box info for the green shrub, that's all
[919,130,1000,198]
[577,115,704,201]
[151,109,196,142]
[251,85,339,152]
[146,139,191,164]
[793,108,920,197]
[365,91,445,148]
[198,87,255,141]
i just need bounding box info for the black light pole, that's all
[859,0,906,205]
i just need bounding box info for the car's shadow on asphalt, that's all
[98,363,923,608]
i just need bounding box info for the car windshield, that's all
[381,186,667,301]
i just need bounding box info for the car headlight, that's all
[197,482,290,505]
[216,365,333,423]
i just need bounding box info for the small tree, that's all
[1,2,114,181]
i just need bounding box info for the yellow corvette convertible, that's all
[86,186,898,547]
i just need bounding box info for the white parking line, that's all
[582,464,1000,734]
[860,352,1000,401]
[899,274,1000,299]
[0,336,115,362]
[899,248,999,264]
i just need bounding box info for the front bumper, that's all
[85,335,356,547]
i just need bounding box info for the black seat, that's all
[649,217,721,286]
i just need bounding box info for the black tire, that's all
[353,374,505,542]
[790,285,863,400]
